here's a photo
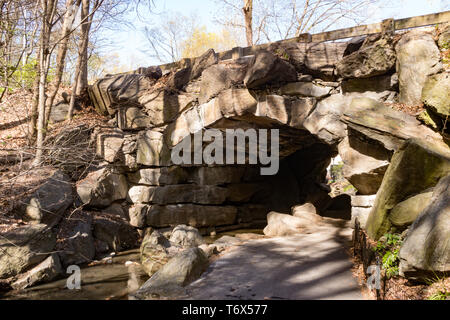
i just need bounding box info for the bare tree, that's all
[33,0,59,166]
[243,0,253,46]
[215,0,390,44]
[44,0,81,126]
[142,11,199,63]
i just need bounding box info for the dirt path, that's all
[185,220,364,300]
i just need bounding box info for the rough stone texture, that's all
[139,90,195,126]
[77,168,128,208]
[23,170,73,226]
[133,247,208,299]
[338,136,389,195]
[188,166,245,185]
[199,58,249,104]
[0,224,56,279]
[303,94,349,144]
[128,185,228,205]
[11,254,62,290]
[93,214,139,252]
[255,95,290,124]
[389,189,434,228]
[438,23,450,49]
[342,98,443,152]
[140,230,173,277]
[56,211,95,266]
[117,107,150,130]
[395,30,443,105]
[421,72,450,118]
[366,139,450,240]
[128,167,188,186]
[399,175,450,279]
[96,129,124,163]
[190,48,218,80]
[288,98,316,129]
[291,202,318,217]
[136,130,171,166]
[128,204,148,228]
[169,225,205,248]
[280,82,332,98]
[336,34,396,79]
[244,50,297,89]
[88,74,153,116]
[146,205,237,228]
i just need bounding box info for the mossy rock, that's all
[417,110,441,130]
[366,139,450,240]
[422,72,450,119]
[389,189,434,228]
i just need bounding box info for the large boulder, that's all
[199,59,249,104]
[146,204,237,228]
[93,214,139,252]
[130,184,228,205]
[338,135,389,195]
[88,74,153,116]
[11,254,62,290]
[139,90,196,126]
[280,82,332,98]
[96,129,124,163]
[0,224,56,279]
[23,170,73,226]
[127,167,188,186]
[438,23,450,49]
[341,98,443,152]
[56,211,95,266]
[389,189,434,228]
[135,130,171,166]
[351,195,376,229]
[263,211,321,237]
[140,230,175,277]
[169,225,205,248]
[399,175,450,279]
[244,50,297,89]
[336,34,396,79]
[366,139,450,240]
[116,107,150,130]
[133,247,208,299]
[76,168,127,208]
[395,30,443,105]
[421,72,450,119]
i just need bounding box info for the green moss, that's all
[417,110,439,130]
[366,139,450,240]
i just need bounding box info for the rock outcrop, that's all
[399,175,450,279]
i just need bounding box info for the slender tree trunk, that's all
[29,54,40,141]
[76,0,90,95]
[33,0,57,166]
[243,0,253,46]
[68,0,92,119]
[44,0,81,126]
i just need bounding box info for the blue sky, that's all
[100,0,449,70]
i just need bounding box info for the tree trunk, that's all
[243,0,253,46]
[44,0,81,126]
[29,55,40,142]
[33,0,57,166]
[76,0,90,95]
[68,0,92,120]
